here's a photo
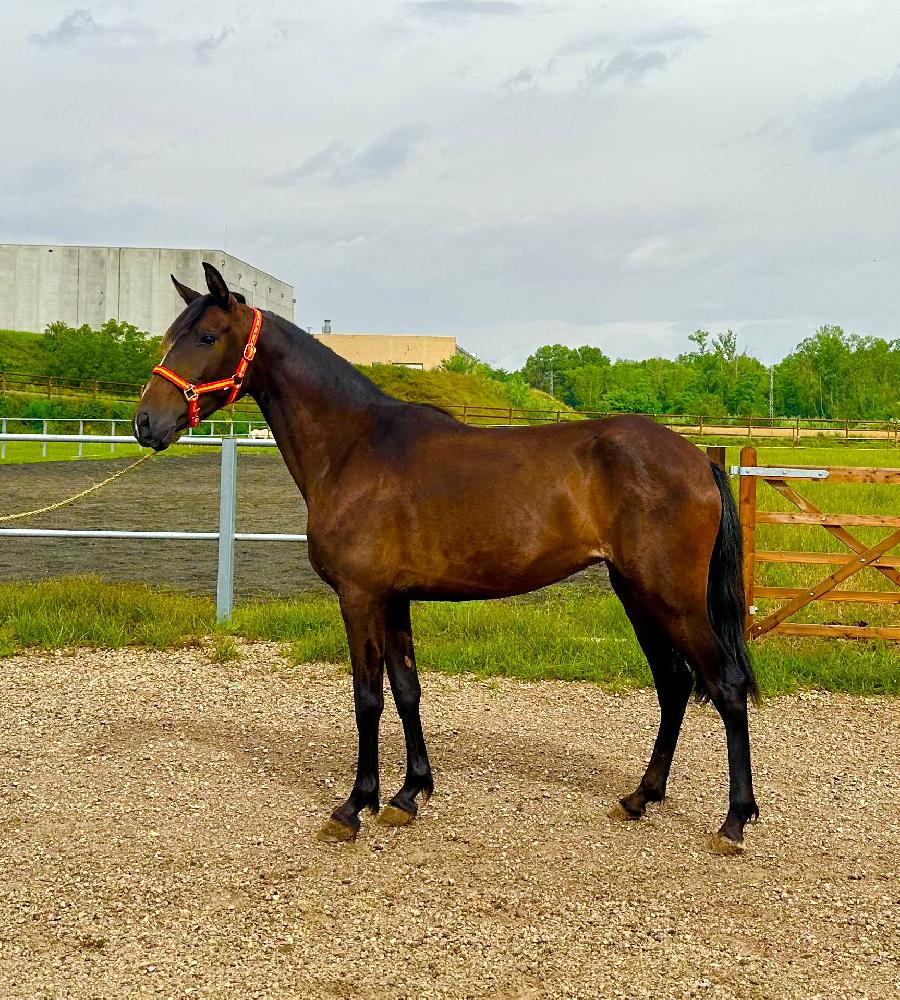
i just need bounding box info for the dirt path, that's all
[0,646,897,999]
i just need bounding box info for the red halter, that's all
[151,308,263,428]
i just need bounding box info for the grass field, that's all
[0,440,147,464]
[0,577,896,696]
[0,440,212,464]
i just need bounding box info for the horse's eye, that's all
[199,334,216,346]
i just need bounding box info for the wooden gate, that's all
[729,446,900,641]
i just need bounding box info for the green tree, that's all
[567,364,612,409]
[598,387,658,413]
[522,344,611,405]
[522,344,581,399]
[42,319,162,384]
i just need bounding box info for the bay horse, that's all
[134,263,759,854]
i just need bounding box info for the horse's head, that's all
[134,262,255,450]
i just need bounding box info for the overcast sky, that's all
[3,1,900,366]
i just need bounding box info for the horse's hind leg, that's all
[609,568,694,820]
[378,597,434,827]
[613,574,758,850]
[681,626,759,850]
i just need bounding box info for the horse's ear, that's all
[232,291,246,304]
[203,262,234,309]
[171,274,201,305]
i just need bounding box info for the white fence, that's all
[0,417,271,458]
[0,432,306,621]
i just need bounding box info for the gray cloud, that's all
[267,125,429,186]
[29,8,230,64]
[193,26,233,64]
[557,20,703,58]
[502,65,537,95]
[811,67,900,150]
[406,1,524,21]
[584,48,671,89]
[29,8,150,48]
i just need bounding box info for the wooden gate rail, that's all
[731,445,900,641]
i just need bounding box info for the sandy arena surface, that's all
[0,645,897,999]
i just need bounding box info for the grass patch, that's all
[1,577,896,697]
[208,635,242,663]
[362,365,564,418]
[0,576,213,653]
[0,329,46,374]
[0,441,147,465]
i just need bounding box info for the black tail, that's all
[706,462,760,705]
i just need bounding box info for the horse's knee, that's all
[388,663,422,715]
[355,686,384,726]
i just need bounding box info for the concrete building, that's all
[312,332,458,370]
[0,244,294,335]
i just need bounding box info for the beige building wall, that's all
[313,333,457,370]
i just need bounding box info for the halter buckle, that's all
[183,385,198,401]
[243,343,257,362]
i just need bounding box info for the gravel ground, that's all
[0,645,897,1000]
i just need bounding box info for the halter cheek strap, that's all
[151,308,263,428]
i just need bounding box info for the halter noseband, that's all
[151,308,263,428]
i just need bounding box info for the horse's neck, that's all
[248,316,379,502]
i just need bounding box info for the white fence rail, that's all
[0,417,271,458]
[0,433,306,622]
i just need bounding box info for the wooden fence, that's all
[727,445,900,641]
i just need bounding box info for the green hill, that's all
[361,364,567,416]
[0,329,46,374]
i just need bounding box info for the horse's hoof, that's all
[317,818,358,843]
[608,801,642,822]
[709,832,746,857]
[377,803,416,827]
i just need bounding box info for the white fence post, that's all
[1,419,5,459]
[42,419,48,457]
[216,437,238,623]
[110,419,115,453]
[78,419,84,458]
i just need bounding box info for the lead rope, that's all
[0,452,155,523]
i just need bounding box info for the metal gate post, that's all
[216,437,238,623]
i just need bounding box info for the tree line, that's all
[446,325,899,421]
[3,319,898,421]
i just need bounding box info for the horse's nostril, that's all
[134,411,154,445]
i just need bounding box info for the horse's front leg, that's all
[318,589,386,843]
[378,597,434,827]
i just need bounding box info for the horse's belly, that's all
[404,538,604,599]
